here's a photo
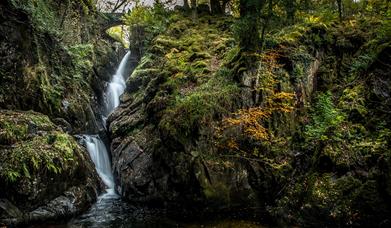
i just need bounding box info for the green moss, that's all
[159,74,239,144]
[222,46,240,64]
[121,13,238,147]
[339,84,368,116]
[106,26,129,48]
[66,44,94,75]
[0,110,54,144]
[0,111,79,182]
[155,36,183,49]
[10,0,59,34]
[23,64,63,114]
[167,17,191,37]
[0,121,28,145]
[131,68,162,79]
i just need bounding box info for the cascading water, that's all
[105,51,131,115]
[83,135,116,196]
[83,52,131,195]
[70,52,132,226]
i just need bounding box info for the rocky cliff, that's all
[0,0,121,225]
[109,10,391,226]
[0,0,121,134]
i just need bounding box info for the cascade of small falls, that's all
[81,52,131,197]
[68,50,258,228]
[71,52,131,226]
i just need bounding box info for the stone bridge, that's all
[99,12,125,31]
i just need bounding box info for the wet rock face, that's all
[111,136,159,202]
[109,123,263,212]
[0,110,101,226]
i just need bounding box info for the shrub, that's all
[305,92,345,142]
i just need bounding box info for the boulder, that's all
[0,110,100,226]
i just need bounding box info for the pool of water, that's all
[32,193,265,228]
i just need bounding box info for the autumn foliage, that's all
[217,51,295,152]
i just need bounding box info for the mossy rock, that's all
[194,159,258,209]
[0,110,78,182]
[127,68,164,93]
[154,36,183,50]
[0,110,99,213]
[0,110,54,145]
[167,19,190,37]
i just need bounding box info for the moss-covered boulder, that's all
[0,110,100,226]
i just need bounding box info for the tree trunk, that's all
[191,0,197,21]
[210,0,222,14]
[261,0,273,50]
[238,0,265,51]
[183,0,190,11]
[336,0,342,22]
[303,0,310,12]
[285,0,295,25]
[222,0,230,13]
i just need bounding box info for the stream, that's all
[71,51,130,227]
[63,52,264,227]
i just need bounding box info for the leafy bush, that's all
[305,92,345,142]
[350,53,375,74]
[66,43,94,80]
[123,3,170,48]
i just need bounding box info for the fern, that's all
[305,92,346,141]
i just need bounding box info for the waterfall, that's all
[83,135,116,196]
[82,52,131,197]
[105,51,131,114]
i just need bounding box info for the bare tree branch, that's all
[111,0,129,13]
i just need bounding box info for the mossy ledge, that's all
[0,110,101,226]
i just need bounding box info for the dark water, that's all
[34,194,265,228]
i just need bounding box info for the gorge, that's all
[1,0,391,227]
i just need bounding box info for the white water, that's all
[84,135,114,188]
[105,51,131,115]
[82,52,131,198]
[83,135,118,199]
